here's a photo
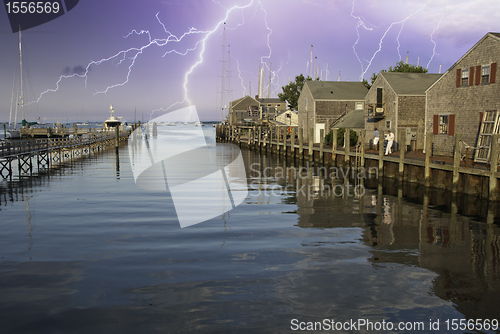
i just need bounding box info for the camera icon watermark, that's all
[128,106,248,228]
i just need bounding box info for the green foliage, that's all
[325,128,358,147]
[278,74,312,110]
[369,61,428,88]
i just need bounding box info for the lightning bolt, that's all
[427,15,443,69]
[350,0,432,80]
[29,0,283,121]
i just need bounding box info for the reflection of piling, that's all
[153,122,158,137]
[115,126,119,151]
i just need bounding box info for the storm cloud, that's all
[62,65,89,76]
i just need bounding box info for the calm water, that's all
[1,127,500,333]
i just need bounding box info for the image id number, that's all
[5,2,60,14]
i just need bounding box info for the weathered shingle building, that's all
[365,72,442,150]
[298,81,368,143]
[425,32,499,160]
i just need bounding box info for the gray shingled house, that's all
[228,95,260,125]
[365,72,442,150]
[425,32,499,161]
[298,81,368,143]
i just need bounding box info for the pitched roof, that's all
[257,98,283,104]
[304,81,368,100]
[330,109,365,129]
[231,95,259,109]
[381,72,442,95]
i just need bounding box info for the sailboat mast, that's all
[220,23,226,121]
[19,28,24,123]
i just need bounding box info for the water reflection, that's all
[243,149,500,325]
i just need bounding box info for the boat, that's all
[103,105,131,131]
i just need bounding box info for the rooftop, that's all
[305,81,368,100]
[381,72,442,95]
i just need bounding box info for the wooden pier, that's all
[0,129,130,180]
[216,125,500,201]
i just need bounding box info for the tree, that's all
[278,74,312,110]
[366,61,428,89]
[325,128,358,147]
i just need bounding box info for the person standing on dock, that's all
[373,128,379,151]
[385,130,394,155]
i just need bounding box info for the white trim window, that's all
[482,65,490,84]
[461,69,469,86]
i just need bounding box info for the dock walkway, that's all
[216,125,500,201]
[0,130,130,180]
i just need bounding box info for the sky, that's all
[1,0,499,122]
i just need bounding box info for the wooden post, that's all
[398,130,406,181]
[299,128,303,159]
[332,128,337,165]
[278,127,282,155]
[465,147,469,168]
[452,133,462,193]
[344,129,350,167]
[258,126,261,151]
[319,128,324,162]
[360,129,365,168]
[379,130,385,176]
[425,132,432,187]
[489,134,499,201]
[291,127,296,158]
[308,128,314,161]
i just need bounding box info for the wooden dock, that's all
[0,129,131,180]
[216,125,500,201]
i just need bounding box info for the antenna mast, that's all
[310,45,313,78]
[267,63,271,98]
[19,27,24,123]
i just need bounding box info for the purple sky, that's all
[1,0,499,122]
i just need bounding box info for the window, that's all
[304,98,307,110]
[482,66,490,84]
[386,120,391,129]
[376,88,383,108]
[438,115,449,134]
[433,114,455,135]
[461,69,469,86]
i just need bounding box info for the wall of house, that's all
[229,97,259,125]
[364,76,397,146]
[398,95,426,150]
[426,35,500,157]
[298,85,315,136]
[315,100,361,123]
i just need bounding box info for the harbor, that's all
[1,126,499,332]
